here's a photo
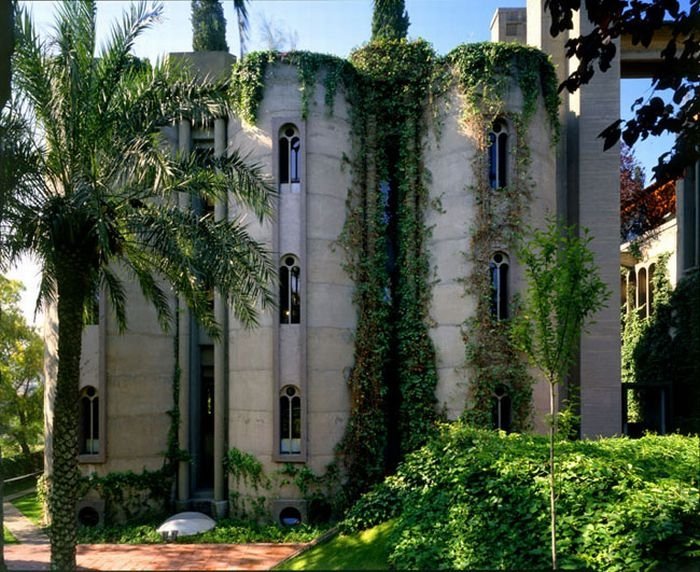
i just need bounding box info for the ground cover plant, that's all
[278,520,393,570]
[3,526,17,545]
[75,517,328,545]
[342,424,700,571]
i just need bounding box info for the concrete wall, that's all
[227,63,354,491]
[424,74,556,425]
[424,86,476,420]
[101,277,175,474]
[526,0,622,436]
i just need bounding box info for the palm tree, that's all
[233,0,249,59]
[1,1,273,569]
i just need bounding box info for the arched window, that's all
[80,386,99,455]
[279,124,301,192]
[280,255,301,324]
[280,385,301,454]
[488,119,508,189]
[491,384,512,432]
[489,252,509,320]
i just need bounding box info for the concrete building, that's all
[46,1,672,523]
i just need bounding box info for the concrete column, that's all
[526,3,621,436]
[177,120,191,502]
[526,0,571,223]
[213,117,227,504]
[569,10,622,437]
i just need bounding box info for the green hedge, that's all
[343,424,700,570]
[0,450,42,480]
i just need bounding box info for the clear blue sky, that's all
[9,0,674,322]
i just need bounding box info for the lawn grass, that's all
[4,525,18,544]
[276,520,394,570]
[11,492,42,526]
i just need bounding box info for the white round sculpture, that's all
[157,511,216,538]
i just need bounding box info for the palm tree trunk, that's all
[549,379,557,571]
[1,446,6,572]
[49,258,87,572]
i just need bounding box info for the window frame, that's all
[278,124,302,193]
[279,385,302,455]
[489,251,510,321]
[279,254,301,325]
[488,119,509,190]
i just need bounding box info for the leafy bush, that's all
[343,424,700,570]
[75,517,328,544]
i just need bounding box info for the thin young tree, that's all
[1,2,273,569]
[511,220,609,570]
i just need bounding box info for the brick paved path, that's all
[3,491,306,570]
[4,542,305,571]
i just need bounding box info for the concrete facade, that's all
[44,2,641,522]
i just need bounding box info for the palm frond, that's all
[120,248,173,332]
[95,2,163,117]
[100,267,127,331]
[126,203,273,331]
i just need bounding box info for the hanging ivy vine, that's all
[335,38,443,501]
[230,50,355,123]
[447,42,560,431]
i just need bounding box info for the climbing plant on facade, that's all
[338,39,441,497]
[226,39,561,503]
[447,42,560,431]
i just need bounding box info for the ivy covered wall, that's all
[227,39,559,500]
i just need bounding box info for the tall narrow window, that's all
[488,119,508,189]
[489,252,509,320]
[638,267,648,318]
[279,255,301,324]
[648,263,656,316]
[628,270,637,311]
[80,386,99,455]
[492,384,512,432]
[279,125,301,192]
[280,386,301,454]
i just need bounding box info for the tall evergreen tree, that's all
[371,0,409,41]
[192,0,229,52]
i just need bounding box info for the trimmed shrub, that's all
[344,424,700,570]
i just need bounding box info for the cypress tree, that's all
[371,0,410,41]
[191,0,229,52]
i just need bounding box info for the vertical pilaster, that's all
[177,119,191,502]
[569,10,622,437]
[213,117,227,503]
[527,3,621,436]
[526,0,571,223]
